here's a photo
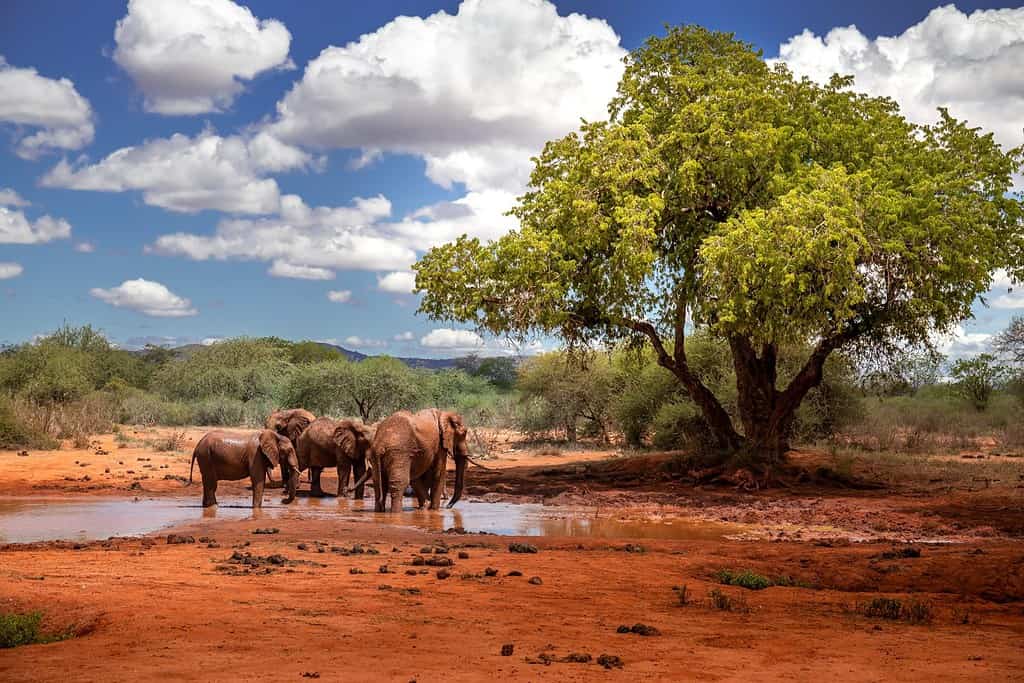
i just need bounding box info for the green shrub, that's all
[0,611,71,648]
[118,390,194,426]
[714,569,773,590]
[0,396,57,449]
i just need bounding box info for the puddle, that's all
[0,496,739,544]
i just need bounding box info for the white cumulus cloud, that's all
[774,5,1024,155]
[0,188,29,207]
[41,128,311,214]
[268,0,624,196]
[343,335,386,348]
[74,241,96,253]
[90,278,198,317]
[149,193,412,273]
[934,323,992,358]
[420,328,484,351]
[0,262,23,279]
[327,289,352,303]
[113,0,293,115]
[376,270,417,295]
[0,57,94,158]
[0,207,71,244]
[269,260,334,280]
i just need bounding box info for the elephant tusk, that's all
[466,455,494,470]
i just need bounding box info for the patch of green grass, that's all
[0,612,72,648]
[715,569,772,590]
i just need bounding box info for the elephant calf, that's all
[296,417,374,498]
[190,429,300,508]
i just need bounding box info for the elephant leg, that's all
[337,461,352,498]
[373,465,385,512]
[352,460,367,501]
[411,478,429,509]
[388,468,408,513]
[428,455,447,510]
[202,477,218,507]
[310,467,325,497]
[251,475,265,509]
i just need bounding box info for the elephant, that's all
[368,409,471,512]
[265,408,316,446]
[296,417,374,499]
[264,408,316,488]
[189,429,300,508]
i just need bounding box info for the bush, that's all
[714,569,773,590]
[0,611,70,648]
[118,390,194,426]
[0,396,56,449]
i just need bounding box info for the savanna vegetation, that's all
[5,321,1024,474]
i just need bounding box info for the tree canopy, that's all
[415,26,1024,464]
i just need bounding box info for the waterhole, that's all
[0,495,738,544]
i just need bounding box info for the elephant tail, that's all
[188,442,200,485]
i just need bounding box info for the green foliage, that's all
[346,356,421,422]
[0,611,71,648]
[153,338,292,403]
[288,341,346,364]
[515,352,614,441]
[281,359,354,416]
[714,569,773,590]
[950,354,1007,412]
[415,24,1024,461]
[0,396,56,449]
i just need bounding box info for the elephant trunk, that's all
[447,455,467,508]
[282,465,299,504]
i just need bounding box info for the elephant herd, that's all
[189,407,476,513]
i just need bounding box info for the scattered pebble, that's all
[597,654,623,669]
[166,534,195,545]
[507,570,523,577]
[458,551,470,559]
[528,576,543,585]
[509,542,538,554]
[436,569,451,580]
[484,567,498,577]
[501,644,514,657]
[252,528,280,535]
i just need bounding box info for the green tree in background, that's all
[416,26,1024,467]
[950,354,1007,412]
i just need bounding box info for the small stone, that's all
[297,543,308,550]
[484,567,498,577]
[630,623,660,636]
[508,543,538,554]
[349,567,364,575]
[405,569,418,576]
[252,527,279,535]
[500,644,514,657]
[507,570,522,577]
[166,534,195,544]
[597,654,623,669]
[411,555,426,566]
[379,565,391,574]
[458,551,470,559]
[528,576,543,585]
[436,569,451,580]
[433,546,448,554]
[420,546,432,553]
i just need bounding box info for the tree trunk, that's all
[564,420,577,443]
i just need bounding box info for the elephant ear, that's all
[441,412,464,457]
[287,414,312,444]
[332,423,356,456]
[259,430,281,469]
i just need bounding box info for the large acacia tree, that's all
[415,27,1024,465]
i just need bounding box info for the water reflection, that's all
[0,495,737,544]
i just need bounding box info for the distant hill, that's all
[314,342,463,369]
[156,341,465,370]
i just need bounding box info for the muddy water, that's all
[0,496,740,544]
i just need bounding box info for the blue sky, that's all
[0,0,1021,357]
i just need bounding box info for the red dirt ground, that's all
[1,427,1023,681]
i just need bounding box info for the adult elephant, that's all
[369,409,471,512]
[265,408,316,446]
[296,417,374,498]
[189,429,299,508]
[264,408,316,488]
